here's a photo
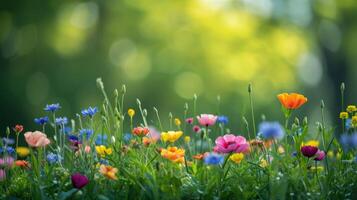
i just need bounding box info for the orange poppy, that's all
[277,93,308,110]
[15,160,30,168]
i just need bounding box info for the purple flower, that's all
[34,116,49,125]
[71,173,89,189]
[81,106,98,118]
[2,137,14,145]
[301,146,318,158]
[44,103,61,112]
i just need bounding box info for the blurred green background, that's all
[0,0,356,134]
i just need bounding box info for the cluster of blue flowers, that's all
[95,135,108,146]
[340,133,357,150]
[55,117,68,125]
[259,122,285,140]
[0,147,15,154]
[47,153,63,164]
[79,129,94,140]
[81,106,98,118]
[204,153,224,165]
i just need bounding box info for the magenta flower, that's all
[213,134,250,154]
[193,125,201,133]
[185,118,194,124]
[300,146,318,158]
[0,169,6,181]
[314,150,325,161]
[71,173,89,189]
[197,114,217,127]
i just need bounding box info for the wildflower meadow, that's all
[0,78,357,200]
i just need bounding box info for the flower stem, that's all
[248,84,256,138]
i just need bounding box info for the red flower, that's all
[132,127,150,137]
[14,125,24,133]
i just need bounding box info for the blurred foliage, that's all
[0,0,356,138]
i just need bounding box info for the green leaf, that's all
[59,188,78,200]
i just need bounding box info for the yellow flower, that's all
[352,116,357,128]
[128,108,135,118]
[99,165,118,180]
[301,140,319,147]
[16,147,30,157]
[346,105,357,113]
[160,147,185,163]
[278,146,285,154]
[184,136,190,143]
[174,118,181,126]
[260,159,268,168]
[161,131,183,143]
[339,112,348,119]
[230,153,244,164]
[95,145,113,157]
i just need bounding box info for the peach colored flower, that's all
[24,131,50,147]
[99,165,118,180]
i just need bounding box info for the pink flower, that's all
[185,118,194,124]
[0,169,6,181]
[314,150,325,161]
[0,156,14,168]
[148,126,161,142]
[197,114,217,126]
[193,125,201,133]
[24,131,51,147]
[84,145,91,153]
[213,134,250,154]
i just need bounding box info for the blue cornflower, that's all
[123,133,132,143]
[259,122,285,140]
[340,132,357,150]
[79,129,94,140]
[34,116,49,125]
[204,153,224,165]
[47,153,63,164]
[2,137,15,145]
[0,147,3,154]
[55,117,68,125]
[291,152,298,157]
[6,147,15,154]
[81,106,98,118]
[44,103,61,112]
[217,115,229,124]
[95,134,108,145]
[68,134,79,141]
